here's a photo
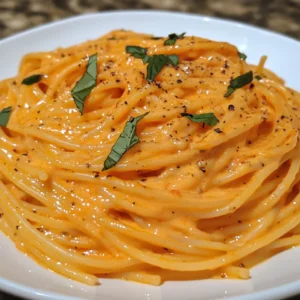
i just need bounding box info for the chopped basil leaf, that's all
[224,71,253,98]
[167,55,179,66]
[22,74,42,85]
[125,44,179,81]
[102,112,149,171]
[151,36,163,40]
[164,33,186,46]
[126,46,148,59]
[142,55,150,64]
[238,51,247,60]
[225,87,235,97]
[146,55,167,82]
[0,107,12,127]
[255,75,262,81]
[146,54,179,81]
[71,53,98,114]
[181,112,219,126]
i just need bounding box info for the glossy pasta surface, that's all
[0,30,299,285]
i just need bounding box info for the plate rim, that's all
[0,9,300,300]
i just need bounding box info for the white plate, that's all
[0,10,300,300]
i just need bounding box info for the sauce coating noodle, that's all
[0,30,299,285]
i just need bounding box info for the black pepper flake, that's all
[228,104,235,111]
[71,202,75,206]
[164,247,169,251]
[124,101,128,105]
[238,220,242,224]
[0,213,3,218]
[140,178,147,182]
[250,83,254,89]
[280,115,285,119]
[200,167,206,173]
[214,128,222,134]
[177,79,182,84]
[116,79,120,83]
[94,173,100,178]
[85,163,91,168]
[14,168,18,172]
[132,202,135,205]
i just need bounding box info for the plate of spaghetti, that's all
[0,10,300,300]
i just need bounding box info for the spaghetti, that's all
[0,30,299,285]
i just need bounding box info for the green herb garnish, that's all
[0,107,12,127]
[102,112,149,171]
[181,112,219,126]
[151,36,163,40]
[142,55,150,64]
[125,45,179,81]
[164,33,186,46]
[238,51,247,60]
[71,53,98,114]
[126,46,148,59]
[146,54,179,81]
[224,71,253,98]
[166,55,179,66]
[22,74,42,85]
[255,75,262,81]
